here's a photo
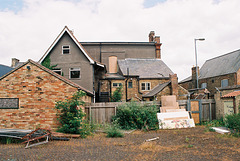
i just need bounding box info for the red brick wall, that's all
[0,63,91,130]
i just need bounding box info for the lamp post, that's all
[194,38,205,89]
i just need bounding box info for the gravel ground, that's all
[0,126,240,161]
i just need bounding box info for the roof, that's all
[142,81,171,97]
[81,42,156,46]
[199,49,240,79]
[222,90,240,98]
[0,59,93,96]
[38,26,104,68]
[104,73,125,80]
[0,64,13,77]
[118,59,174,79]
[180,49,240,83]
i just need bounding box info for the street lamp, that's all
[194,38,205,89]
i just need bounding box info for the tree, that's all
[111,86,122,102]
[55,91,86,134]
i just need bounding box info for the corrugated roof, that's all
[199,49,240,79]
[142,81,170,97]
[104,73,125,80]
[118,59,173,78]
[221,91,240,98]
[0,64,13,77]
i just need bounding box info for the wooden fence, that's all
[85,99,215,124]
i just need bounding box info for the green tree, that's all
[55,91,86,135]
[111,86,122,102]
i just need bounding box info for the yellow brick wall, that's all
[0,63,91,130]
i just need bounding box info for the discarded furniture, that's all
[21,128,52,149]
[160,95,185,113]
[157,111,195,129]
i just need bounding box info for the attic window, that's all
[70,68,80,79]
[62,45,70,54]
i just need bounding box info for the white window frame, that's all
[52,69,62,75]
[141,82,151,91]
[221,79,228,88]
[112,83,122,87]
[62,45,70,54]
[69,68,80,79]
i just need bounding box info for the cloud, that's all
[0,0,240,80]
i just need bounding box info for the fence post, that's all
[209,103,212,121]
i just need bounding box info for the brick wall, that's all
[0,62,91,130]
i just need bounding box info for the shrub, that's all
[55,91,87,136]
[112,102,159,130]
[105,125,124,138]
[111,86,122,102]
[225,113,240,132]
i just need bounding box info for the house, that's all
[38,26,187,102]
[214,85,240,119]
[0,59,93,130]
[0,64,13,77]
[180,49,240,99]
[39,26,106,102]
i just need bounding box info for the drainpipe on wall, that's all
[125,68,129,102]
[108,80,112,102]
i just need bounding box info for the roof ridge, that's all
[205,48,240,62]
[0,59,93,95]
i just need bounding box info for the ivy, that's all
[41,54,58,70]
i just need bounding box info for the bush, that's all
[225,113,240,132]
[112,102,159,130]
[111,86,122,102]
[55,91,87,137]
[105,125,124,138]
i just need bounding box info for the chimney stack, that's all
[11,58,19,68]
[148,31,162,59]
[170,74,178,96]
[192,66,199,88]
[108,56,118,73]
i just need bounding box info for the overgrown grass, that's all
[105,125,124,138]
[0,137,22,144]
[204,114,240,137]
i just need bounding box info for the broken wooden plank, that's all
[145,137,159,142]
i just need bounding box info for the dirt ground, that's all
[0,126,239,161]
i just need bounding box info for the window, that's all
[0,98,19,109]
[221,79,228,88]
[62,45,70,54]
[201,83,207,88]
[53,69,62,75]
[128,81,133,88]
[141,82,151,91]
[113,83,122,87]
[70,68,80,79]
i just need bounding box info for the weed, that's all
[105,125,124,138]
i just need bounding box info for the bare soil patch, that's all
[0,126,239,161]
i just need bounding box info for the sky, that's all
[0,0,240,81]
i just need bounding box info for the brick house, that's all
[214,85,240,119]
[180,49,240,99]
[0,59,93,130]
[37,26,187,102]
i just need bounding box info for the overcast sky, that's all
[0,0,240,80]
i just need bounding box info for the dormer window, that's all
[62,45,70,54]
